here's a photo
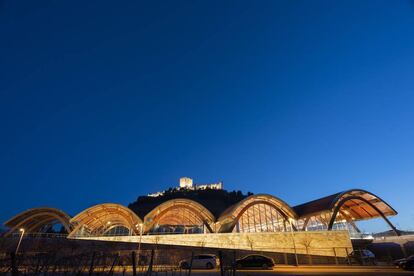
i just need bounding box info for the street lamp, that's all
[288,219,299,266]
[137,223,144,266]
[105,221,112,236]
[15,228,25,254]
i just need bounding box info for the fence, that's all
[1,233,406,276]
[3,249,214,276]
[0,245,379,276]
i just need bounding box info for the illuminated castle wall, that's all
[148,177,223,197]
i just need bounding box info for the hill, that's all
[128,188,252,219]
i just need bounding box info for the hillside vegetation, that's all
[128,188,253,219]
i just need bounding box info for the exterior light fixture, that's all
[137,222,144,264]
[15,228,25,254]
[288,218,299,266]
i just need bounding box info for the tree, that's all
[299,236,314,265]
[246,235,255,251]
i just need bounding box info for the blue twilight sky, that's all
[1,1,414,232]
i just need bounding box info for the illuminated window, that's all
[234,203,292,233]
[150,207,208,234]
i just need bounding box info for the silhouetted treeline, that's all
[128,188,253,218]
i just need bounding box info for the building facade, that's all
[4,187,398,239]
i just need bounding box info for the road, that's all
[184,266,413,276]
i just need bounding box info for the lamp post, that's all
[15,228,25,254]
[137,223,143,266]
[106,221,111,236]
[289,219,299,266]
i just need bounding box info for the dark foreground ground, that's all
[87,266,414,276]
[179,266,413,276]
[2,266,412,276]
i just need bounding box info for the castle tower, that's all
[179,177,193,188]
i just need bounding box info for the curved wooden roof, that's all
[69,203,142,237]
[293,189,397,220]
[3,189,398,236]
[4,207,72,236]
[217,194,298,232]
[143,198,215,233]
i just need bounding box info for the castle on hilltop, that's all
[148,177,223,197]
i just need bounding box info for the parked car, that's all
[347,249,376,265]
[179,254,219,269]
[394,255,414,270]
[235,254,274,269]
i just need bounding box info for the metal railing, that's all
[0,247,361,276]
[10,232,68,239]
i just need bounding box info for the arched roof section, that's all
[293,189,397,220]
[143,198,215,233]
[68,203,142,237]
[217,194,298,233]
[329,189,397,217]
[4,207,72,236]
[327,189,399,235]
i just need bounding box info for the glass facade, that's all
[233,203,293,233]
[103,225,131,236]
[150,207,207,234]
